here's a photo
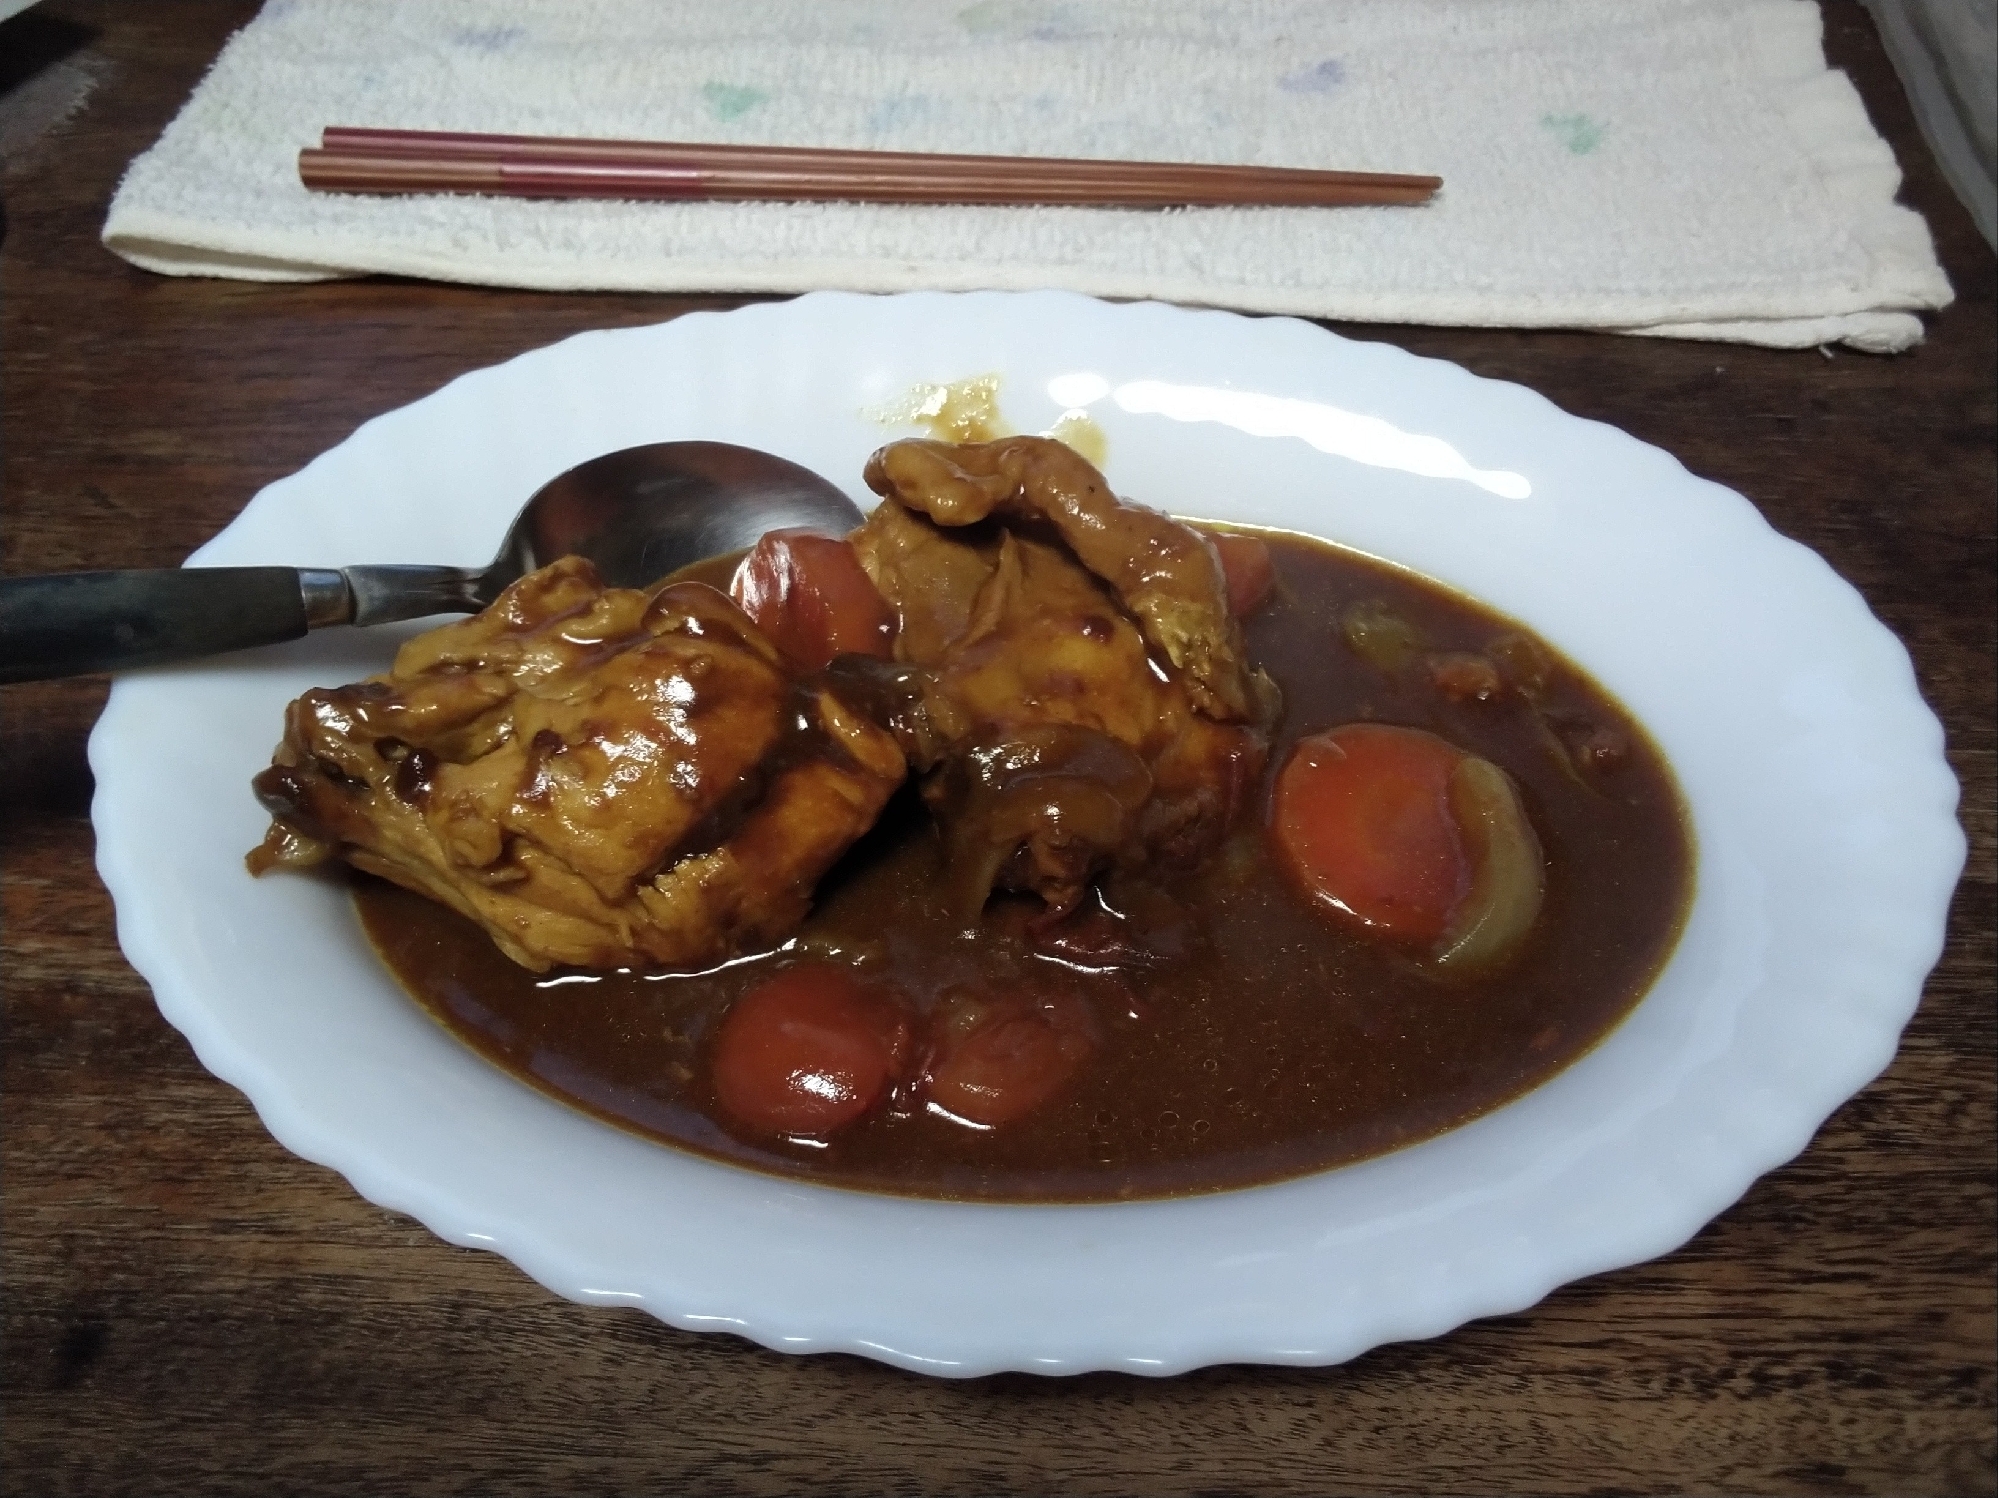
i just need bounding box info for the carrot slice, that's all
[1270,723,1471,945]
[1272,723,1546,975]
[710,963,912,1138]
[730,529,896,671]
[1206,532,1276,616]
[921,988,1097,1128]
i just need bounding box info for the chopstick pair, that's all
[299,127,1441,209]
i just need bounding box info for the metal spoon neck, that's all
[299,569,351,627]
[337,564,493,628]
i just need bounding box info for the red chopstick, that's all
[301,127,1441,208]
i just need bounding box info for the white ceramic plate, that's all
[90,292,1963,1377]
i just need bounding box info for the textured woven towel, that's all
[102,0,1952,351]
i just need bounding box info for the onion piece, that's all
[1429,756,1545,979]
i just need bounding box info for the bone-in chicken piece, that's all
[863,437,1255,720]
[848,437,1276,917]
[247,556,906,972]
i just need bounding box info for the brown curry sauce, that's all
[354,530,1692,1202]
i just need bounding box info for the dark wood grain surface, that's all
[3,3,1991,1493]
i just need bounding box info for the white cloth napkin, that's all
[101,0,1953,351]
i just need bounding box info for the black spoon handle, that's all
[0,564,499,684]
[0,568,334,684]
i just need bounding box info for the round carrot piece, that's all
[1207,532,1276,616]
[710,963,912,1138]
[730,529,896,671]
[1270,723,1471,945]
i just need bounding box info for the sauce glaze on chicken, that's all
[247,561,905,971]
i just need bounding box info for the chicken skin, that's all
[844,437,1278,917]
[248,556,906,972]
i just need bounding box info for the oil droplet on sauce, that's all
[868,375,1109,466]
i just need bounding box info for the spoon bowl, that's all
[491,442,868,601]
[0,442,867,683]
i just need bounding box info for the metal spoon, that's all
[0,442,866,684]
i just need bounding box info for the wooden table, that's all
[4,3,1991,1492]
